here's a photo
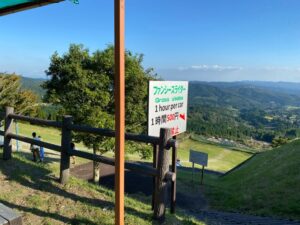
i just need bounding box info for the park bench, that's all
[0,203,22,225]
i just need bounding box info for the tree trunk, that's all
[93,145,101,183]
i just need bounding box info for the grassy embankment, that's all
[206,140,300,220]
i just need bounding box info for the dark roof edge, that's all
[0,0,64,16]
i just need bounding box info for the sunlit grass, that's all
[206,140,300,220]
[177,139,251,172]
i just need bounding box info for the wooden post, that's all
[154,128,171,221]
[152,143,158,210]
[60,115,73,184]
[192,162,195,184]
[3,107,14,160]
[170,135,177,213]
[114,0,125,224]
[201,165,204,185]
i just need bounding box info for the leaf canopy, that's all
[43,44,157,155]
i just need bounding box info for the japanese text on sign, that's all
[148,81,188,137]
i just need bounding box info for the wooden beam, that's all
[154,128,171,221]
[7,114,177,148]
[69,150,163,177]
[114,0,125,224]
[70,124,159,144]
[7,133,61,152]
[10,114,62,128]
[171,135,177,213]
[0,0,64,16]
[3,107,14,160]
[59,116,73,184]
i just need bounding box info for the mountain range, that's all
[21,76,46,98]
[21,76,300,143]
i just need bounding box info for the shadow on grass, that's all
[0,152,161,224]
[70,161,222,212]
[0,151,208,224]
[177,166,223,176]
[8,148,62,164]
[0,199,100,225]
[71,161,154,204]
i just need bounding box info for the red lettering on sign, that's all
[171,126,180,136]
[179,114,185,120]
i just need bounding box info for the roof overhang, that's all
[0,0,64,16]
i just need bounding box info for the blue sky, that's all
[1,0,300,81]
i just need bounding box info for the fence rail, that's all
[1,107,178,221]
[70,149,175,181]
[9,113,62,128]
[8,114,162,145]
[70,124,160,145]
[7,133,61,152]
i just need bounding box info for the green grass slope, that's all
[177,138,251,172]
[207,140,300,220]
[0,152,203,225]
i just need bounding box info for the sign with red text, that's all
[148,81,188,137]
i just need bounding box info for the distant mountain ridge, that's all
[189,81,300,109]
[20,76,46,98]
[199,80,300,95]
[20,77,300,143]
[20,77,300,107]
[188,81,300,144]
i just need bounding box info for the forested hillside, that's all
[21,76,45,98]
[20,77,300,144]
[188,81,300,144]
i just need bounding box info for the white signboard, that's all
[148,81,188,137]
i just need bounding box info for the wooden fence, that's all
[0,107,178,221]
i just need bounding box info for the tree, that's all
[0,73,38,115]
[271,137,289,148]
[43,44,156,182]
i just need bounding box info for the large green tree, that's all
[43,44,156,182]
[0,73,38,115]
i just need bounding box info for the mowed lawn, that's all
[177,139,252,172]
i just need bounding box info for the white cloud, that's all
[263,66,300,72]
[157,65,300,82]
[178,64,243,72]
